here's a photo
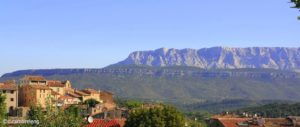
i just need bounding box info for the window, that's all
[10,90,14,94]
[3,90,6,93]
[11,98,14,101]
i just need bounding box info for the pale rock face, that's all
[114,47,300,70]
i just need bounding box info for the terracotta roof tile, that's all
[51,90,60,95]
[74,90,89,96]
[215,118,295,127]
[22,75,46,81]
[47,80,65,87]
[58,95,74,100]
[82,89,99,94]
[217,118,252,127]
[0,83,17,90]
[66,91,81,98]
[4,80,16,85]
[85,119,125,127]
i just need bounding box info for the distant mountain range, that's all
[1,47,300,112]
[113,47,300,70]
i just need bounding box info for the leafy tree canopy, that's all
[116,99,143,109]
[22,105,84,127]
[291,0,300,19]
[291,0,300,8]
[125,105,185,127]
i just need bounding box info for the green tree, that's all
[84,99,100,108]
[291,0,300,8]
[0,93,7,127]
[0,93,6,127]
[27,106,45,126]
[185,111,210,127]
[22,105,84,127]
[116,99,143,109]
[125,105,185,127]
[291,0,300,19]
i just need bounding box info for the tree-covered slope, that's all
[1,66,300,105]
[234,103,300,118]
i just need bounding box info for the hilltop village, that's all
[0,75,125,127]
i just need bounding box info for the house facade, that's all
[18,84,52,108]
[0,81,18,115]
[81,89,102,102]
[47,80,66,95]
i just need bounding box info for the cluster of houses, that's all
[207,114,300,127]
[0,75,125,127]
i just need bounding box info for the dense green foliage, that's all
[180,99,294,113]
[234,103,300,118]
[125,105,186,127]
[291,0,300,8]
[185,111,211,127]
[115,99,143,109]
[22,105,84,127]
[0,94,6,127]
[84,98,100,108]
[291,0,300,19]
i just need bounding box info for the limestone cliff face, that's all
[113,47,300,70]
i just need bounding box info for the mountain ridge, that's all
[112,47,300,70]
[2,47,300,109]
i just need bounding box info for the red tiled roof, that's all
[51,90,60,95]
[47,80,65,87]
[74,90,89,96]
[4,80,16,85]
[0,83,17,90]
[66,91,81,98]
[58,95,74,100]
[215,118,294,127]
[85,119,125,127]
[22,75,45,81]
[82,89,99,94]
[217,118,252,127]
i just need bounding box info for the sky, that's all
[0,0,300,76]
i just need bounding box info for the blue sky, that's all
[0,0,299,75]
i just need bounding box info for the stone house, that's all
[0,81,18,115]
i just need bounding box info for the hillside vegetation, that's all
[2,66,300,107]
[234,103,300,118]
